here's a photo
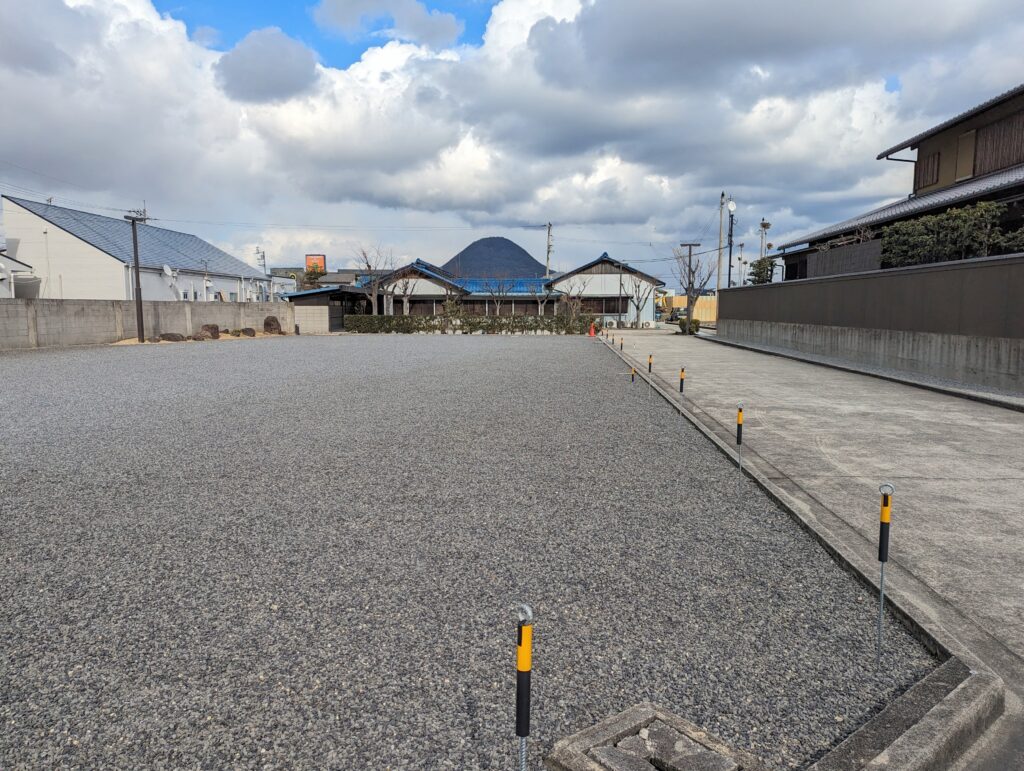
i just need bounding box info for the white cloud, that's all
[1,0,1022,286]
[215,27,320,103]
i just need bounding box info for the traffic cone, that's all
[588,322,596,337]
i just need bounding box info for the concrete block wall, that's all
[718,319,1024,392]
[294,306,330,335]
[0,299,295,352]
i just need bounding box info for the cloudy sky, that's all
[1,0,1022,286]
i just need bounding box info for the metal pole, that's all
[516,604,534,771]
[716,192,724,319]
[876,483,895,667]
[877,562,886,666]
[727,211,735,289]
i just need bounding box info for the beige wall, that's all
[294,306,329,335]
[0,299,294,351]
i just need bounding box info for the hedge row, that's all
[343,314,601,335]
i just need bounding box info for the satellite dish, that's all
[162,264,174,278]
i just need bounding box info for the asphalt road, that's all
[0,336,936,769]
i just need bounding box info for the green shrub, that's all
[677,317,701,335]
[343,314,599,334]
[881,201,1024,268]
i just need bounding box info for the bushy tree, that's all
[747,256,775,285]
[881,202,1023,268]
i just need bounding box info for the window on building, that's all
[229,292,238,302]
[955,130,976,181]
[181,290,189,300]
[784,259,808,281]
[975,110,1024,176]
[914,152,940,189]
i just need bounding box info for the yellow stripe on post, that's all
[880,494,892,523]
[737,408,744,425]
[517,624,533,672]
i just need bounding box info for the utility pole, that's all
[545,223,553,279]
[726,197,737,289]
[124,208,148,342]
[255,246,268,301]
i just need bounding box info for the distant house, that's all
[285,243,664,329]
[0,252,38,299]
[1,196,271,301]
[778,82,1024,280]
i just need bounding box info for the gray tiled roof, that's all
[778,163,1024,249]
[3,196,265,279]
[876,81,1024,159]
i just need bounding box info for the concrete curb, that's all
[594,336,1006,770]
[696,333,1024,413]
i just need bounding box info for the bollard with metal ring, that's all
[631,366,636,383]
[647,354,652,373]
[516,604,534,771]
[620,337,623,351]
[877,483,895,667]
[679,367,685,394]
[736,403,744,472]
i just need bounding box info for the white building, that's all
[1,196,271,302]
[547,253,663,328]
[0,252,38,299]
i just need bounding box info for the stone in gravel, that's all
[158,333,185,342]
[200,324,220,339]
[263,315,282,334]
[591,746,657,771]
[240,328,256,337]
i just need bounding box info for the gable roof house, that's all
[777,82,1024,280]
[1,196,271,302]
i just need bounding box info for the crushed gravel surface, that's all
[0,336,937,769]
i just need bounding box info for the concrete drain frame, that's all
[576,339,1006,771]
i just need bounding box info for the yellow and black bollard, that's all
[647,354,652,373]
[630,366,636,383]
[516,604,534,771]
[736,403,744,472]
[877,484,895,667]
[679,367,685,394]
[619,337,623,351]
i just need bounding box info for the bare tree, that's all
[558,276,590,323]
[623,273,655,328]
[353,245,395,316]
[671,247,715,333]
[529,282,555,317]
[395,275,418,315]
[485,278,514,317]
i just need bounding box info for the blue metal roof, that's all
[457,277,554,296]
[282,284,340,299]
[3,196,266,279]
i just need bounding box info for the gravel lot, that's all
[0,336,936,769]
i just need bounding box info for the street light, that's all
[726,198,737,288]
[759,218,772,261]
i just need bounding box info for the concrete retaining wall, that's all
[718,253,1024,391]
[294,306,330,335]
[0,299,294,352]
[717,319,1023,391]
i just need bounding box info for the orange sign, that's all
[305,254,326,272]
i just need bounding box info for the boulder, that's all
[193,330,211,341]
[146,336,160,343]
[200,324,220,339]
[159,332,186,342]
[263,315,282,335]
[241,327,256,337]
